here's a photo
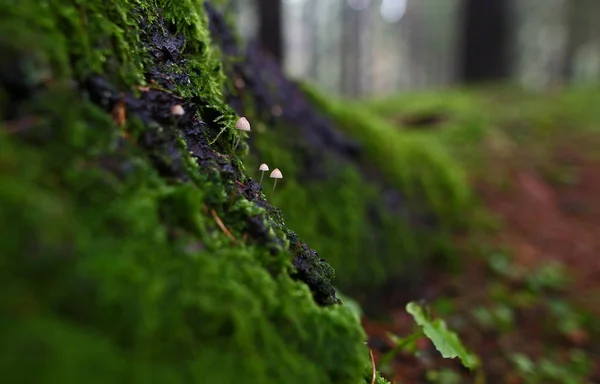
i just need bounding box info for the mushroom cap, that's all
[259,163,269,171]
[171,104,185,116]
[269,168,283,179]
[235,117,251,131]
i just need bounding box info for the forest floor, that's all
[360,88,600,384]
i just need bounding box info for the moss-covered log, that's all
[205,3,473,298]
[0,0,388,382]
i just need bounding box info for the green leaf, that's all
[379,330,422,372]
[406,302,480,370]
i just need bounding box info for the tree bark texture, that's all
[458,0,511,82]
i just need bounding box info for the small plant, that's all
[525,261,569,293]
[378,331,422,375]
[510,350,592,384]
[426,368,463,384]
[379,302,481,376]
[471,303,515,333]
[406,302,480,370]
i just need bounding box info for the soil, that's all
[362,144,600,383]
[480,149,600,314]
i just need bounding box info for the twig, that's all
[210,209,236,244]
[370,349,376,384]
[291,242,302,261]
[112,96,127,127]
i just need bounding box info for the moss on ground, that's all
[362,85,600,181]
[0,0,385,383]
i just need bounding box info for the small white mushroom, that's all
[235,117,251,131]
[233,117,251,151]
[270,168,283,193]
[258,163,269,185]
[171,104,185,116]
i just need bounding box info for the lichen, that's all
[0,0,378,382]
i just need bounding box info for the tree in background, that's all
[559,0,600,84]
[458,0,510,83]
[341,4,368,97]
[243,0,600,94]
[257,0,283,64]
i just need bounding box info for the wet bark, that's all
[458,0,511,82]
[257,0,283,64]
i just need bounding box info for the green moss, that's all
[0,0,146,87]
[361,85,600,177]
[302,83,472,227]
[286,82,597,293]
[246,121,443,293]
[0,0,379,382]
[156,0,240,152]
[241,81,472,293]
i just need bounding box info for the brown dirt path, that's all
[478,150,600,315]
[363,145,600,383]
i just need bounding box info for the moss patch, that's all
[362,85,600,182]
[301,83,472,229]
[204,7,472,298]
[0,1,381,383]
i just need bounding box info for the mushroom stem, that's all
[269,168,282,196]
[259,171,265,185]
[233,133,242,151]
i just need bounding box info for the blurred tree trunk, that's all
[341,6,365,97]
[560,0,584,82]
[257,0,283,64]
[592,1,600,82]
[308,1,321,81]
[561,0,600,83]
[458,0,510,82]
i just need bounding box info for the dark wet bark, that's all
[458,0,511,83]
[257,0,283,65]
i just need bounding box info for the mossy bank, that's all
[0,1,387,382]
[207,5,473,300]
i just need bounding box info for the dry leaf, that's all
[112,99,126,127]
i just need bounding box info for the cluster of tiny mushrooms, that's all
[170,105,283,194]
[234,116,283,193]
